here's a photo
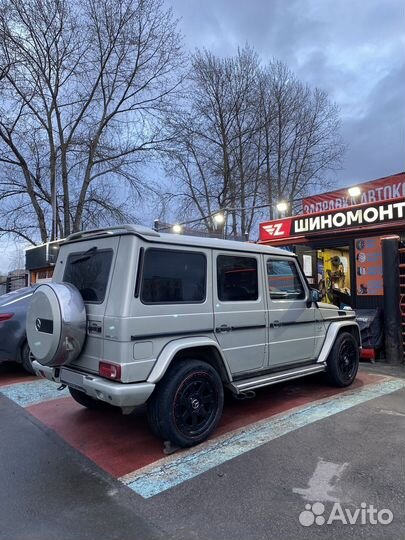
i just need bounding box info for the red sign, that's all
[303,172,405,214]
[259,197,405,243]
[260,218,292,241]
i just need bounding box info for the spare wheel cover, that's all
[27,282,86,366]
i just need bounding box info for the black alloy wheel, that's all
[326,331,359,387]
[173,371,219,438]
[147,359,224,448]
[337,339,358,382]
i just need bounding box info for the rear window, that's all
[63,249,113,303]
[141,249,206,304]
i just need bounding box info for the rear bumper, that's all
[33,362,61,382]
[32,361,155,408]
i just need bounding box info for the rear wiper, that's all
[71,246,97,265]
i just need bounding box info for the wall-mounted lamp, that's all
[348,186,361,198]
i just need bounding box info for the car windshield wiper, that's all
[71,246,97,265]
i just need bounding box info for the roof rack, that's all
[66,224,160,241]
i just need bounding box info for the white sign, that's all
[303,255,312,277]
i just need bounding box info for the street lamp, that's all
[276,201,288,218]
[276,201,288,213]
[213,212,226,225]
[212,212,226,238]
[172,224,183,234]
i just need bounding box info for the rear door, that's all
[213,251,266,374]
[53,237,120,373]
[132,244,212,339]
[265,256,317,367]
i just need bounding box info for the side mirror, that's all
[311,288,321,303]
[307,288,321,307]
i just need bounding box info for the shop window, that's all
[317,247,351,306]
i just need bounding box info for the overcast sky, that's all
[1,0,404,273]
[168,0,404,185]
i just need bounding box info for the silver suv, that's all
[27,225,360,447]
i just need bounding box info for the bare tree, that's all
[164,46,263,238]
[0,0,183,244]
[259,61,344,217]
[164,50,344,237]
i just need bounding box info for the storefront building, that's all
[25,240,62,284]
[259,172,405,360]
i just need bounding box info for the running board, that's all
[228,363,326,394]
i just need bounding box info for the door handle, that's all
[88,321,102,334]
[216,324,232,333]
[272,320,281,329]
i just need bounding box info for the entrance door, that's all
[265,256,318,367]
[213,251,266,374]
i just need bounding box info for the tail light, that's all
[0,313,14,323]
[99,361,121,381]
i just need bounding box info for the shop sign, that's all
[355,237,383,296]
[260,198,405,241]
[303,173,405,214]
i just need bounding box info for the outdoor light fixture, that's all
[348,186,361,198]
[213,213,225,225]
[172,224,183,234]
[276,201,288,213]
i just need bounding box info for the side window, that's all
[267,259,305,300]
[217,255,258,301]
[141,249,206,304]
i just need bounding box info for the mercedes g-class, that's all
[27,225,360,447]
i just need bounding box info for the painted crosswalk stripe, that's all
[121,378,405,499]
[0,379,67,407]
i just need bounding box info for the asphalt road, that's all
[0,395,166,540]
[1,363,405,540]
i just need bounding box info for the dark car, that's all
[0,286,38,374]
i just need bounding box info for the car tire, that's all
[68,387,114,411]
[21,342,35,375]
[326,332,359,387]
[147,359,224,448]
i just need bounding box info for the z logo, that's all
[260,218,292,241]
[262,223,284,237]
